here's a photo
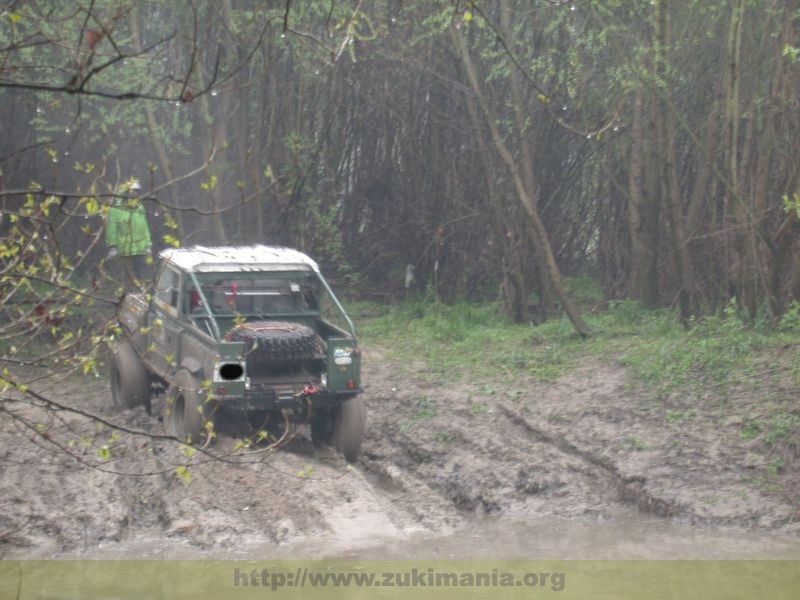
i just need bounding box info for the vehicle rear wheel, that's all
[332,396,366,463]
[109,341,150,410]
[310,409,334,446]
[167,370,211,443]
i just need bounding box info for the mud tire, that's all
[167,370,210,443]
[109,340,150,410]
[310,410,334,446]
[228,321,324,362]
[332,396,367,463]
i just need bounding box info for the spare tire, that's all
[228,321,325,362]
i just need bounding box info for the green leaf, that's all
[233,438,252,450]
[783,193,800,218]
[175,465,193,484]
[85,197,100,215]
[162,234,181,248]
[200,175,218,191]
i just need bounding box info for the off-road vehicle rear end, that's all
[110,245,365,461]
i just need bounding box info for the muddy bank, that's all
[1,344,798,559]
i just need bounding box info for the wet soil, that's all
[1,344,799,559]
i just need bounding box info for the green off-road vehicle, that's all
[109,245,365,461]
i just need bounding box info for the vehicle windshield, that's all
[188,272,320,318]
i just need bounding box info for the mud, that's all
[1,343,799,559]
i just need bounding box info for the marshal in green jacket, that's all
[105,199,152,257]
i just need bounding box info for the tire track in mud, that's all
[361,396,640,525]
[362,342,685,526]
[358,359,632,524]
[497,405,682,519]
[358,348,798,531]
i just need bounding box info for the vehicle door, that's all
[147,263,182,377]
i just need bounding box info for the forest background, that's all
[1,0,799,423]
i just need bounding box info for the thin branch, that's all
[467,1,623,139]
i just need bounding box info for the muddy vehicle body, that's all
[110,245,365,461]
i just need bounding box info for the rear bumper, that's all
[220,389,361,411]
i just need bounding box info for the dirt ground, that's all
[1,343,799,559]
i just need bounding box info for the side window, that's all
[155,266,180,312]
[184,282,203,316]
[317,280,352,335]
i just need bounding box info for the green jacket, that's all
[105,200,152,256]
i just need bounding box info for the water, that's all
[61,510,800,560]
[347,513,800,560]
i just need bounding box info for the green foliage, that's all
[779,301,800,332]
[200,175,218,191]
[175,465,193,484]
[619,313,758,396]
[623,436,648,452]
[665,408,696,423]
[566,276,605,307]
[361,281,800,399]
[437,429,456,443]
[469,403,491,416]
[362,295,577,381]
[297,464,315,478]
[604,299,654,327]
[783,193,800,219]
[782,45,800,64]
[739,420,761,441]
[763,413,799,446]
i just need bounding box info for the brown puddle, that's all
[67,510,800,560]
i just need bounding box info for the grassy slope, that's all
[350,287,800,486]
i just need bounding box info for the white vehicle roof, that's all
[160,245,320,273]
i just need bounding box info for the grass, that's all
[625,437,648,451]
[353,296,583,381]
[352,293,800,395]
[399,397,437,433]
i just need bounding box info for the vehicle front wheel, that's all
[332,396,367,463]
[109,341,150,410]
[167,370,212,444]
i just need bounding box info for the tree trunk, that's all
[724,0,759,318]
[655,0,696,322]
[452,27,591,337]
[766,0,800,318]
[627,87,659,306]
